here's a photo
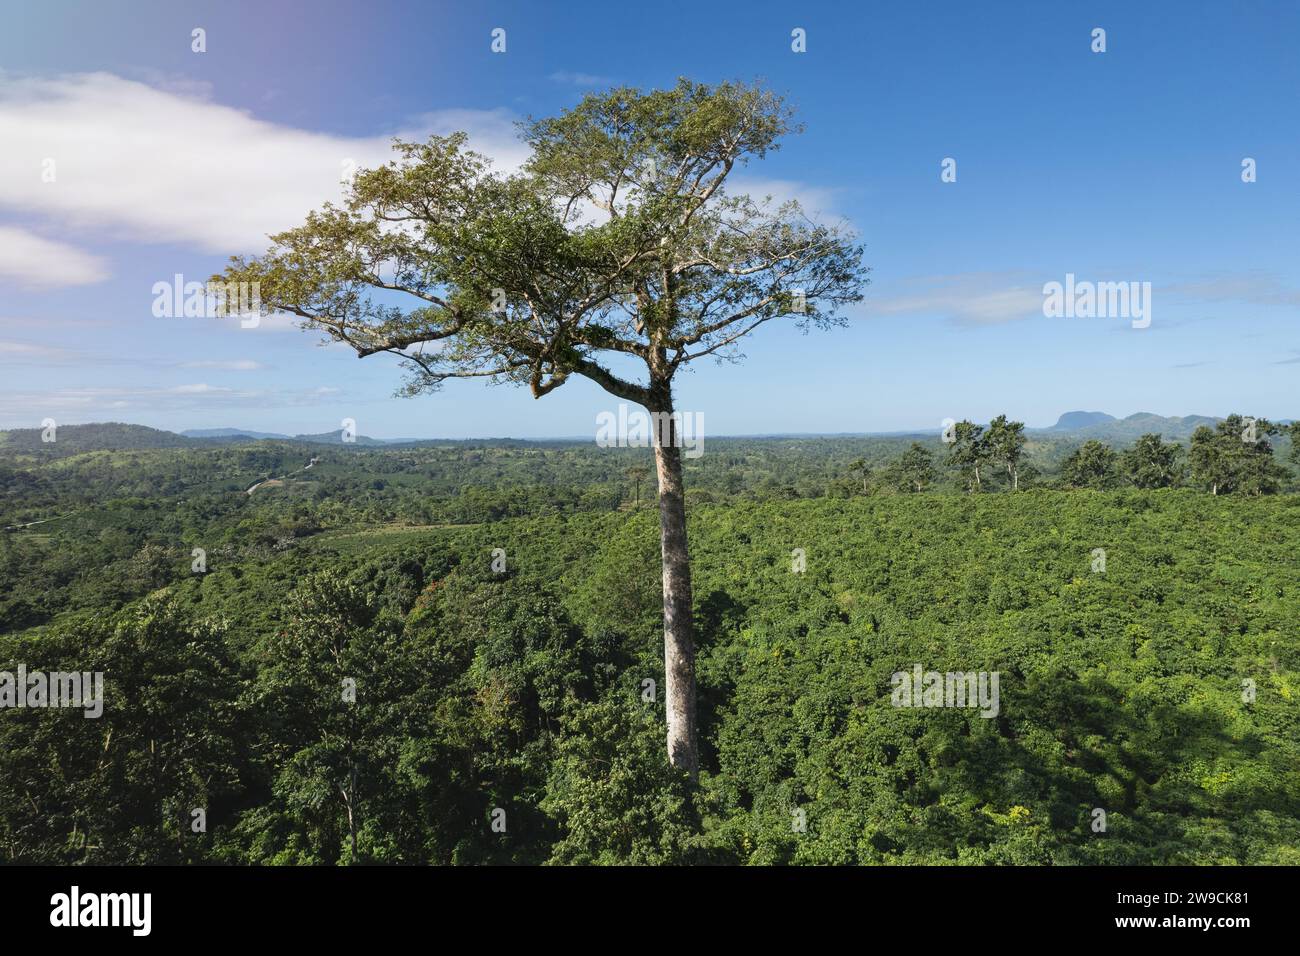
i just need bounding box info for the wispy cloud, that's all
[0,72,845,300]
[0,225,109,288]
[0,339,273,371]
[548,71,614,87]
[867,272,1044,326]
[0,72,530,278]
[1162,272,1300,307]
[177,359,266,370]
[727,176,845,223]
[0,339,83,363]
[0,382,348,420]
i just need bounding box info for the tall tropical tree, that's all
[1060,440,1119,489]
[1189,415,1285,496]
[985,415,1026,490]
[848,457,871,495]
[891,442,936,492]
[1119,432,1182,489]
[1187,426,1223,495]
[624,465,650,509]
[215,80,868,775]
[946,421,987,492]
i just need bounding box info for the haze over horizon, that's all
[2,408,1269,443]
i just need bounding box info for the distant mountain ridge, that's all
[183,427,390,446]
[1036,411,1222,442]
[0,422,193,453]
[1050,411,1115,430]
[0,412,1289,456]
[0,422,388,454]
[181,427,292,440]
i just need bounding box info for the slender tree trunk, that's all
[648,394,700,778]
[340,774,358,861]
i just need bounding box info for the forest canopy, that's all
[2,421,1298,864]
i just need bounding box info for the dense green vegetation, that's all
[2,422,1298,864]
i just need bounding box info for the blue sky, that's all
[0,0,1296,438]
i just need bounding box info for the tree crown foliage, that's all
[216,79,867,407]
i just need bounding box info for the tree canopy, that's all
[216,79,866,407]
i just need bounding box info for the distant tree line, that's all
[850,414,1299,496]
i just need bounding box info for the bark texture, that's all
[649,393,699,777]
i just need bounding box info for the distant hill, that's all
[184,427,389,446]
[289,430,390,446]
[0,422,192,454]
[3,414,1289,458]
[0,422,395,456]
[1050,411,1116,431]
[184,427,390,445]
[1053,413,1222,443]
[182,427,293,440]
[1025,412,1229,444]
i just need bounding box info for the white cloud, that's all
[171,383,226,394]
[865,270,1300,328]
[548,71,614,87]
[0,382,345,421]
[0,73,843,294]
[0,339,81,362]
[0,341,272,370]
[868,272,1045,325]
[401,107,530,174]
[178,359,265,370]
[0,225,109,288]
[728,177,843,222]
[1161,272,1300,307]
[0,72,527,258]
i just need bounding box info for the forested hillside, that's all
[2,427,1297,864]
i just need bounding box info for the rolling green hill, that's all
[1038,412,1222,443]
[0,422,193,454]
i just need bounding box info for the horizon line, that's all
[3,411,1287,446]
